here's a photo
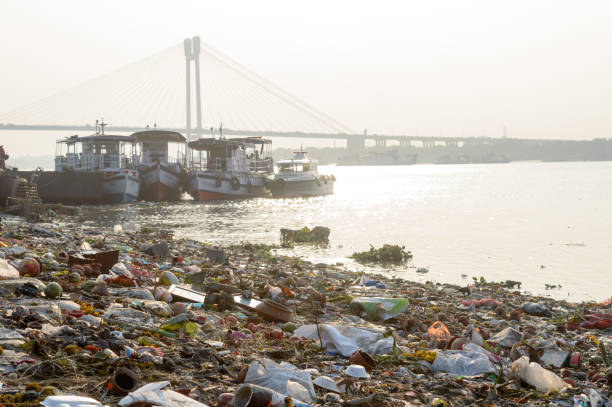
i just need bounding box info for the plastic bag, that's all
[292,324,393,357]
[41,396,107,407]
[431,350,495,376]
[244,358,315,403]
[349,297,409,321]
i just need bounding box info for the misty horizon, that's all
[3,0,612,147]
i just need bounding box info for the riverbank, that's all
[0,216,609,406]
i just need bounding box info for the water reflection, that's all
[63,162,612,302]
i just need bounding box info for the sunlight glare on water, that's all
[76,161,612,302]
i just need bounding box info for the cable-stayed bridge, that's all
[0,37,593,151]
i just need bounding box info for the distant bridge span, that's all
[0,124,579,151]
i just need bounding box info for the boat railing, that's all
[55,153,135,172]
[249,157,273,173]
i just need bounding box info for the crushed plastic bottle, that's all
[509,356,568,392]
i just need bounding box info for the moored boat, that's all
[132,130,187,201]
[188,135,273,201]
[52,121,141,204]
[266,150,335,197]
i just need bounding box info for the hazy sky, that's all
[2,0,612,142]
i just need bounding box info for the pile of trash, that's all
[0,216,609,406]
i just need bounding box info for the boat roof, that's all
[131,130,186,143]
[58,134,135,144]
[277,158,316,165]
[188,137,271,151]
[229,137,272,145]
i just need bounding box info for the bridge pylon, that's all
[184,36,203,140]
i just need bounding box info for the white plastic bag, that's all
[118,381,208,407]
[431,350,495,376]
[292,324,393,357]
[244,358,315,403]
[41,395,107,407]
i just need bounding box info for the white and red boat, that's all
[132,130,187,201]
[188,136,273,201]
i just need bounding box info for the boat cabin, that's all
[55,134,138,172]
[131,130,187,166]
[188,137,272,174]
[277,151,318,175]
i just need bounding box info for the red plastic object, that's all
[460,298,500,308]
[568,352,580,367]
[107,275,136,287]
[581,313,612,329]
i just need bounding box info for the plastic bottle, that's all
[509,356,568,392]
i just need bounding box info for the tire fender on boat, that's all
[314,176,321,186]
[215,174,223,188]
[230,176,240,190]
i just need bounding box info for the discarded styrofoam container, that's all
[344,364,370,379]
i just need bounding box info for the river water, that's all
[71,161,611,302]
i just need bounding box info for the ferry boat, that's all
[266,150,335,197]
[53,121,141,203]
[187,134,273,201]
[132,129,187,201]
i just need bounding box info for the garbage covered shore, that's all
[0,216,610,407]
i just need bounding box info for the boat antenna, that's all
[210,126,214,139]
[219,122,223,140]
[98,118,107,136]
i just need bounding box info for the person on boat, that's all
[0,146,8,170]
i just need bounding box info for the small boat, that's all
[53,121,141,204]
[188,133,273,201]
[266,150,335,197]
[132,129,187,201]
